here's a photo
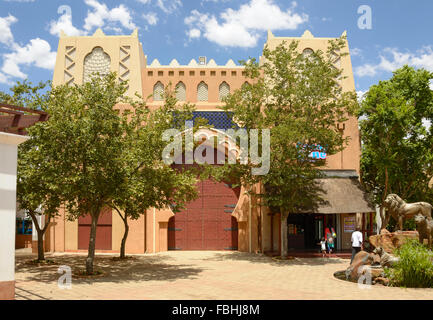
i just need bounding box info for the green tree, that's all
[28,73,130,274]
[0,79,50,109]
[219,37,358,257]
[359,66,433,229]
[110,90,198,259]
[1,80,54,262]
[17,137,63,261]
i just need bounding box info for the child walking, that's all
[319,237,327,257]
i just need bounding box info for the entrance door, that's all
[168,179,239,250]
[78,207,112,250]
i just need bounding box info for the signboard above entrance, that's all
[343,216,356,233]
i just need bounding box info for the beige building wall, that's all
[52,28,145,99]
[48,29,361,255]
[263,30,360,174]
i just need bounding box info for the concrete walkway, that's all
[14,250,433,300]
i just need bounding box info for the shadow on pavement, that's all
[201,251,348,266]
[15,253,204,284]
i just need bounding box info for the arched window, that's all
[175,82,186,101]
[302,48,314,57]
[153,82,164,101]
[218,82,230,101]
[241,81,252,100]
[242,81,251,89]
[197,81,208,101]
[83,47,111,82]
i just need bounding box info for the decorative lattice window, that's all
[192,111,238,130]
[219,82,230,101]
[83,47,111,82]
[153,82,164,101]
[175,82,186,101]
[197,81,208,101]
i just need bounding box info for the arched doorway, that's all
[168,129,241,250]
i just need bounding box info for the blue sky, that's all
[0,0,432,97]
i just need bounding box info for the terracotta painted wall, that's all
[16,235,32,249]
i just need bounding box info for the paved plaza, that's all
[14,249,433,300]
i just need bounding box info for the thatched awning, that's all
[311,170,375,214]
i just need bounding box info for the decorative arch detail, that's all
[197,81,208,101]
[153,81,165,101]
[83,47,111,82]
[219,81,230,101]
[175,82,186,101]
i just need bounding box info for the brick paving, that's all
[14,249,433,300]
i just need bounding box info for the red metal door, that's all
[78,207,112,250]
[168,179,239,250]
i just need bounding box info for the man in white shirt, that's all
[350,227,363,264]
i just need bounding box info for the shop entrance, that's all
[287,214,329,251]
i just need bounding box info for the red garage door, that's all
[168,179,239,250]
[78,207,112,250]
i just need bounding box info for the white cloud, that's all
[351,48,362,57]
[0,71,12,84]
[188,28,201,39]
[136,0,151,4]
[355,47,433,77]
[143,12,158,25]
[156,0,182,14]
[355,63,378,77]
[49,10,86,37]
[185,0,308,48]
[1,39,56,79]
[357,90,367,103]
[48,0,137,37]
[83,0,136,31]
[0,15,17,46]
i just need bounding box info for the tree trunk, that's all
[120,216,129,259]
[280,211,288,258]
[37,231,45,261]
[86,212,99,275]
[27,210,47,262]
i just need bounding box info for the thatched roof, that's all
[312,173,375,214]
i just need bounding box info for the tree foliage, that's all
[110,87,198,258]
[1,80,55,261]
[359,65,433,228]
[219,37,358,256]
[20,73,198,272]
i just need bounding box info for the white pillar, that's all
[0,132,28,300]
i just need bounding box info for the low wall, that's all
[15,235,32,249]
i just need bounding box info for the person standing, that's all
[325,224,337,255]
[350,227,363,264]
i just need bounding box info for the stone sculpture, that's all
[383,194,432,231]
[414,213,433,248]
[372,246,400,268]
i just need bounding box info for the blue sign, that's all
[297,143,327,160]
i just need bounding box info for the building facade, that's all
[43,28,374,255]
